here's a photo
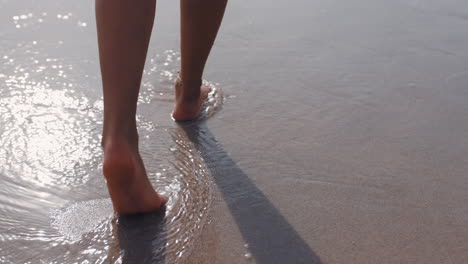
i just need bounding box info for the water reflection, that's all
[1,4,222,258]
[0,85,100,187]
[0,45,220,262]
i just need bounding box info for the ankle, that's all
[101,130,139,149]
[175,76,202,102]
[102,141,135,183]
[178,71,202,88]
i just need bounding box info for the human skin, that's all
[95,0,227,214]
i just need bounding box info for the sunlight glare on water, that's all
[0,13,223,262]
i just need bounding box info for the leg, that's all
[172,0,228,121]
[96,0,167,214]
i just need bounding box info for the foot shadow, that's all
[117,208,167,264]
[175,121,322,264]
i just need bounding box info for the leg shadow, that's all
[117,208,167,264]
[175,121,321,264]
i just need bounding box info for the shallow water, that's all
[2,0,468,263]
[0,46,223,262]
[0,3,224,260]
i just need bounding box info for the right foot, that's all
[103,139,167,215]
[172,77,211,121]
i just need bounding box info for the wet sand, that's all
[1,0,468,263]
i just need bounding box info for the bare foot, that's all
[172,78,212,121]
[103,139,167,215]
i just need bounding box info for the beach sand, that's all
[1,0,468,263]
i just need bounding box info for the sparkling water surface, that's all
[0,2,223,262]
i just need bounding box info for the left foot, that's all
[102,138,168,215]
[172,77,211,121]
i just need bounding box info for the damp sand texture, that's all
[2,0,468,263]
